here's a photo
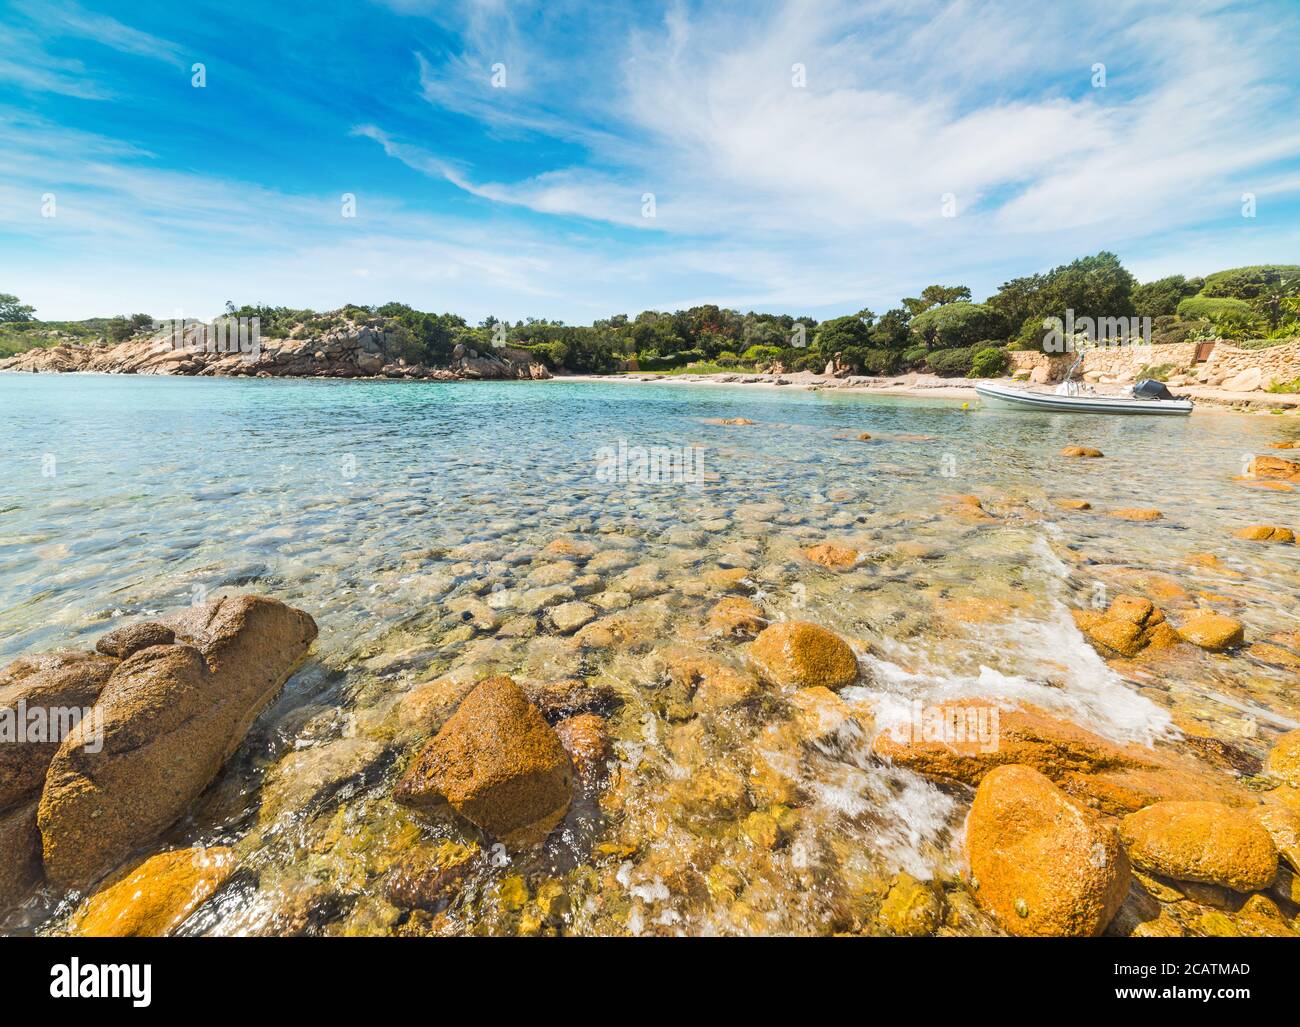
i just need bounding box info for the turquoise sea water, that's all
[3,373,1299,934]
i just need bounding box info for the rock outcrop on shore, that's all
[0,318,550,382]
[0,596,317,910]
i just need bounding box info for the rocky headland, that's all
[0,315,550,382]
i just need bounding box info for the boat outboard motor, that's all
[1133,379,1176,401]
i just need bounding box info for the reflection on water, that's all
[2,374,1297,935]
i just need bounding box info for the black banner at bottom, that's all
[0,936,1287,1014]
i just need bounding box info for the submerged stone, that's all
[393,676,572,849]
[966,765,1129,937]
[748,621,859,691]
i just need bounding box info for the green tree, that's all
[813,314,873,357]
[869,307,912,350]
[901,285,970,316]
[988,252,1136,328]
[1131,275,1201,318]
[0,293,35,322]
[1200,265,1300,300]
[910,302,1008,350]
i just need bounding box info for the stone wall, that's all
[1198,339,1300,390]
[1010,338,1300,391]
[1008,351,1074,383]
[1083,342,1198,378]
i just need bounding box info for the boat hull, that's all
[975,382,1192,415]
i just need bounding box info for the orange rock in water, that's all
[1248,643,1300,672]
[748,621,859,691]
[1120,801,1278,892]
[801,542,858,570]
[1176,611,1244,651]
[1233,477,1295,492]
[1060,445,1103,458]
[1248,454,1300,480]
[703,567,752,592]
[1267,729,1300,788]
[555,713,612,782]
[1053,498,1092,510]
[1233,525,1295,543]
[873,697,1253,816]
[72,847,235,937]
[393,676,572,850]
[1072,595,1181,658]
[1110,507,1163,521]
[966,765,1130,936]
[942,494,996,522]
[707,596,766,638]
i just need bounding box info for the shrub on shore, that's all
[967,346,1009,378]
[927,345,978,377]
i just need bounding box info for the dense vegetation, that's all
[4,257,1298,376]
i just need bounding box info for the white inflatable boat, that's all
[975,379,1193,416]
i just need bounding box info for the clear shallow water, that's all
[2,374,1299,935]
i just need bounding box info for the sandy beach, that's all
[559,370,1300,412]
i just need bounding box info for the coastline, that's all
[557,370,1300,412]
[8,364,1299,413]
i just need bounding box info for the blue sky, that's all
[1,0,1299,323]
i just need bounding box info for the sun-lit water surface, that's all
[2,374,1298,935]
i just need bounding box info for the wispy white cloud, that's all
[385,0,1300,264]
[0,1,188,98]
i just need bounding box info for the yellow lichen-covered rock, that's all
[71,847,235,937]
[392,676,572,849]
[801,543,858,570]
[1232,894,1297,937]
[1109,507,1163,521]
[1176,611,1245,651]
[1072,595,1181,658]
[1267,730,1300,787]
[1233,525,1295,543]
[966,765,1129,936]
[1248,454,1300,481]
[1060,446,1103,458]
[878,872,943,937]
[1119,801,1278,892]
[702,567,752,592]
[747,621,859,691]
[871,698,1253,816]
[1254,799,1300,872]
[706,596,766,638]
